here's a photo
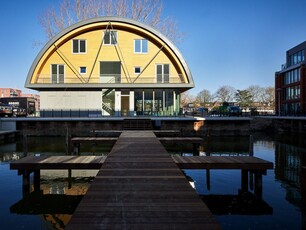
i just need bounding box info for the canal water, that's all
[0,133,304,230]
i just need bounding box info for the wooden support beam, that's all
[22,170,30,196]
[206,169,211,191]
[33,170,40,192]
[254,171,263,199]
[241,169,249,192]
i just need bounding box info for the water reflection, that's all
[10,178,92,230]
[1,134,305,229]
[201,191,273,215]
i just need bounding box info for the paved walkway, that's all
[66,131,221,230]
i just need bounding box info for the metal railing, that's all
[34,74,186,84]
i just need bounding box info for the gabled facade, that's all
[275,41,306,116]
[26,17,194,117]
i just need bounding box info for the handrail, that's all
[34,74,186,84]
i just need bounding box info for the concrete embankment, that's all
[1,116,306,137]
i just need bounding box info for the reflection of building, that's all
[274,142,306,206]
[275,41,306,115]
[25,17,194,117]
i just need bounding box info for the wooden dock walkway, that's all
[66,131,221,230]
[10,131,274,229]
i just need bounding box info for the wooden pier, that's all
[66,131,221,229]
[10,131,274,229]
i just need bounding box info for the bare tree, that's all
[215,85,236,102]
[195,89,213,107]
[247,85,263,102]
[180,91,195,107]
[263,86,275,108]
[39,0,183,43]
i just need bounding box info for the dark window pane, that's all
[156,65,162,83]
[80,67,86,73]
[135,67,141,73]
[164,64,169,83]
[104,31,110,44]
[111,31,117,44]
[58,65,64,83]
[80,40,86,53]
[73,40,79,53]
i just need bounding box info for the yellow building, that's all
[25,17,194,117]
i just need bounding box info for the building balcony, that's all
[33,74,187,84]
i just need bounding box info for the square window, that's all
[72,39,86,53]
[134,67,141,74]
[80,67,86,74]
[134,39,148,53]
[104,31,117,45]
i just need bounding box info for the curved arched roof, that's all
[25,16,194,89]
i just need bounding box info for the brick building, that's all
[0,88,21,97]
[275,41,306,115]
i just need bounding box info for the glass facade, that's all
[283,103,301,115]
[153,89,163,116]
[284,68,300,85]
[285,86,300,100]
[102,89,115,116]
[288,50,304,67]
[144,90,153,115]
[133,89,179,116]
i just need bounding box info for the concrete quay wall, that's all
[2,116,306,137]
[0,117,251,137]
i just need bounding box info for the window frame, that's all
[134,39,148,54]
[50,64,65,84]
[134,66,141,74]
[103,31,118,45]
[156,64,170,83]
[72,39,86,54]
[79,66,87,74]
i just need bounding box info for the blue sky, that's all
[1,0,306,96]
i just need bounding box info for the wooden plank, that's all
[173,156,273,170]
[11,155,273,171]
[71,137,118,143]
[10,156,106,170]
[158,137,204,143]
[66,131,221,230]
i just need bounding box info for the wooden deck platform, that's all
[10,156,106,171]
[10,131,274,229]
[66,131,221,230]
[173,156,273,170]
